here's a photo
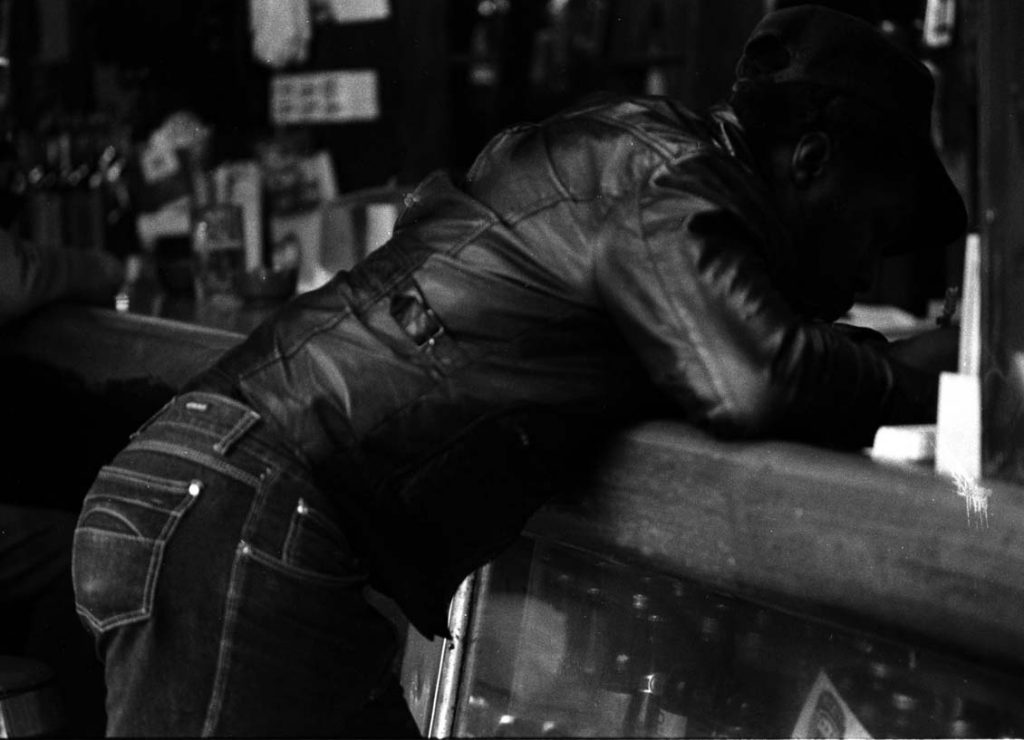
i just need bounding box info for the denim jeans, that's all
[71,392,420,737]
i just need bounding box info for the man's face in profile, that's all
[774,133,919,321]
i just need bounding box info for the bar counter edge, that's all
[5,304,1021,674]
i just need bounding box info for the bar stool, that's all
[0,657,64,738]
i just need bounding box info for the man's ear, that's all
[790,132,832,187]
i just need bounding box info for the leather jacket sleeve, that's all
[594,156,934,448]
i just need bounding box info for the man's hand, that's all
[886,325,960,374]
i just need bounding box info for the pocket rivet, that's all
[297,498,308,515]
[188,480,203,497]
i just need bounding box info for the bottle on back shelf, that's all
[716,608,783,738]
[568,562,613,738]
[592,590,647,736]
[26,124,63,248]
[628,608,668,737]
[651,580,699,738]
[832,648,914,738]
[941,692,1011,738]
[683,600,734,737]
[580,585,606,682]
[883,688,936,738]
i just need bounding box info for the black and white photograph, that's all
[0,1,1020,738]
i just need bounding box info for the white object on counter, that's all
[936,233,982,479]
[936,373,982,479]
[845,302,928,341]
[870,424,936,463]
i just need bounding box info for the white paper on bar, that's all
[846,302,925,341]
[935,371,982,479]
[870,424,936,463]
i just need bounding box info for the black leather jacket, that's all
[193,95,935,636]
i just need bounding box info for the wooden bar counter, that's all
[3,300,1022,680]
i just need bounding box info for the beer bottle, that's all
[615,592,654,735]
[682,605,732,737]
[591,587,639,736]
[718,611,779,737]
[495,712,544,737]
[943,694,1001,738]
[580,585,606,680]
[569,579,610,738]
[656,666,692,738]
[629,610,667,736]
[858,660,895,734]
[652,580,699,738]
[461,690,507,737]
[885,689,935,738]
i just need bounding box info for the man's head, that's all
[729,5,967,320]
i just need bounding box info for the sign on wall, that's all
[271,69,380,125]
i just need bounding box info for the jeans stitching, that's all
[74,527,148,542]
[82,494,189,517]
[212,411,262,455]
[125,439,262,488]
[74,491,201,632]
[97,466,193,492]
[77,505,143,537]
[201,541,248,737]
[202,465,276,735]
[281,506,300,565]
[128,423,289,477]
[141,540,166,627]
[75,602,148,632]
[142,418,228,441]
[247,539,367,587]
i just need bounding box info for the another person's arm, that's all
[0,229,123,326]
[886,325,959,375]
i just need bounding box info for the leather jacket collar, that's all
[707,104,762,175]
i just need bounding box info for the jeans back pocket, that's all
[73,466,202,633]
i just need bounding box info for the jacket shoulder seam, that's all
[585,108,706,164]
[632,187,740,416]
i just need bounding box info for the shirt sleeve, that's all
[0,230,121,326]
[593,157,936,448]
